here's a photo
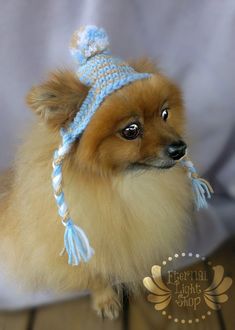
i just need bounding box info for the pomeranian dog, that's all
[0,27,194,319]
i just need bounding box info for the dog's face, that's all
[27,60,187,175]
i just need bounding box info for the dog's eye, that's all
[160,101,169,121]
[161,108,169,121]
[121,122,142,140]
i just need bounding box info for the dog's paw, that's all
[92,286,121,320]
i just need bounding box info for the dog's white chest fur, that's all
[67,166,193,284]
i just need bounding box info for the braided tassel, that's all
[52,128,94,265]
[63,220,94,265]
[181,158,214,210]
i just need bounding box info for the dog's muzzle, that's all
[130,140,187,170]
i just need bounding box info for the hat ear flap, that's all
[26,70,88,129]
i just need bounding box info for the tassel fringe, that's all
[63,219,94,266]
[181,158,214,210]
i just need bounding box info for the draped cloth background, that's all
[0,0,235,308]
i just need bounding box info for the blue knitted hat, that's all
[51,25,213,266]
[69,25,151,137]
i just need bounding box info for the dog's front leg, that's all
[88,275,122,320]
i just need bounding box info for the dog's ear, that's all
[128,58,160,74]
[26,70,88,129]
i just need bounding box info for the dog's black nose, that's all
[166,140,187,160]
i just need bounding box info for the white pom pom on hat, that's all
[70,25,110,65]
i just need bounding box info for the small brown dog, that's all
[0,29,194,319]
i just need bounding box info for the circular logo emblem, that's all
[143,252,232,325]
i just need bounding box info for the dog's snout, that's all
[166,140,187,160]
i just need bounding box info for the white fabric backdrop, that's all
[0,0,235,308]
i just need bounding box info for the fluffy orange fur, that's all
[0,59,193,318]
